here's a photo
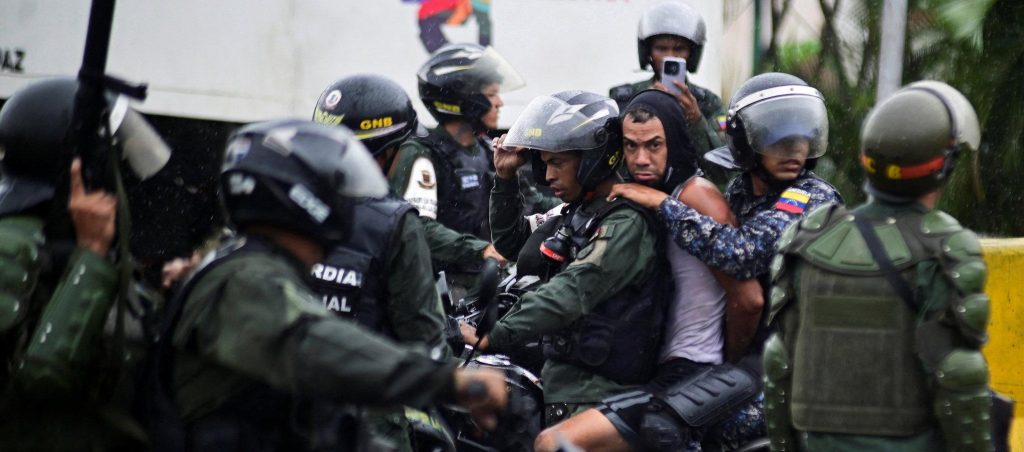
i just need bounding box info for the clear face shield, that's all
[733,86,828,161]
[503,95,615,152]
[424,46,526,94]
[107,95,172,179]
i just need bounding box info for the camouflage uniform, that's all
[659,171,843,280]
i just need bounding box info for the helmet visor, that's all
[504,95,616,152]
[431,46,525,93]
[739,94,828,160]
[108,96,172,180]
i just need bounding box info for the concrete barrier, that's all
[982,238,1024,451]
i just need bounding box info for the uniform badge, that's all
[775,188,810,214]
[324,90,342,109]
[417,169,436,189]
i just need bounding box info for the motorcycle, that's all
[411,260,546,452]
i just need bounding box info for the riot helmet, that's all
[417,43,524,130]
[637,2,707,73]
[312,74,419,156]
[504,90,622,192]
[705,72,828,177]
[0,77,170,216]
[220,119,388,246]
[860,81,979,201]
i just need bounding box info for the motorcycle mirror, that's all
[435,270,453,316]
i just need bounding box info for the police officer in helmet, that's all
[764,81,994,451]
[0,77,170,449]
[390,43,522,284]
[462,90,668,428]
[610,1,726,158]
[162,119,507,451]
[312,74,461,449]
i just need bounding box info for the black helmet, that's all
[705,72,828,172]
[220,119,388,245]
[312,74,418,156]
[860,81,980,201]
[417,43,524,129]
[0,77,170,216]
[503,90,622,191]
[637,2,707,73]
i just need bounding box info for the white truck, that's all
[1,0,723,128]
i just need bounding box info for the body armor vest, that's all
[415,131,492,238]
[530,199,670,385]
[782,205,954,436]
[311,195,412,337]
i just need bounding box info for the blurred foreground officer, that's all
[764,81,994,451]
[0,77,170,449]
[157,120,506,451]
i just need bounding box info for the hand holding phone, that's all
[660,56,687,97]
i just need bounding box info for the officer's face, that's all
[759,137,809,182]
[479,83,503,130]
[650,35,692,78]
[540,150,583,202]
[623,115,668,186]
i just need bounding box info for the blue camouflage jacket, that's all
[658,171,842,280]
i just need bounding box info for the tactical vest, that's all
[310,196,412,337]
[533,199,670,385]
[776,204,964,436]
[414,131,492,239]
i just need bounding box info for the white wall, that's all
[1,0,723,128]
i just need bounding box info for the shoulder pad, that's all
[0,217,47,330]
[776,221,800,253]
[921,210,962,236]
[942,229,983,261]
[800,203,841,232]
[801,214,915,273]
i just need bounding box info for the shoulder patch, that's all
[775,188,811,214]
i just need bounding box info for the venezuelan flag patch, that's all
[775,188,810,214]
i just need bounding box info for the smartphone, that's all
[660,56,687,97]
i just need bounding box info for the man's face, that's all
[623,115,668,186]
[650,35,692,78]
[479,83,503,130]
[540,150,583,202]
[759,137,810,182]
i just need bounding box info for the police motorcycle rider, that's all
[311,74,460,450]
[606,72,843,449]
[535,89,767,452]
[460,90,670,428]
[389,43,523,295]
[0,77,171,449]
[609,1,726,157]
[152,120,508,451]
[764,81,994,452]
